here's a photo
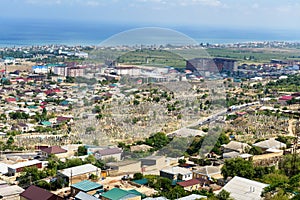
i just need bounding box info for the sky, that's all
[0,0,300,30]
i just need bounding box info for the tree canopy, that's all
[221,158,255,180]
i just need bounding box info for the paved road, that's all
[168,101,259,137]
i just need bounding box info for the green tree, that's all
[133,99,140,105]
[18,167,48,187]
[249,146,263,155]
[47,154,61,171]
[65,158,83,168]
[264,189,289,200]
[36,180,51,190]
[93,105,101,113]
[51,176,66,190]
[95,160,105,169]
[161,185,189,199]
[221,158,255,180]
[133,173,143,180]
[279,154,300,177]
[77,146,87,156]
[254,166,274,179]
[178,159,186,165]
[262,173,289,185]
[217,190,233,200]
[6,136,14,146]
[84,155,96,164]
[145,132,170,150]
[276,136,294,148]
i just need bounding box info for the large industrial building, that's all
[186,58,237,75]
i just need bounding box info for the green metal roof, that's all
[41,121,52,126]
[60,100,69,105]
[71,180,103,192]
[172,179,184,186]
[128,189,145,198]
[101,188,143,200]
[46,63,67,67]
[132,178,148,185]
[27,105,38,109]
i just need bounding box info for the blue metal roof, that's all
[71,180,103,192]
[32,65,48,69]
[75,191,99,200]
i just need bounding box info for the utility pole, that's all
[70,169,73,186]
[291,121,299,176]
[29,173,32,186]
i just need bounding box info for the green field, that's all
[87,47,300,67]
[116,49,186,68]
[207,48,300,64]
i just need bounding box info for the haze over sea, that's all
[1,19,300,47]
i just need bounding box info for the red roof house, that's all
[177,179,202,191]
[279,95,293,101]
[20,185,63,200]
[41,146,67,157]
[6,97,16,103]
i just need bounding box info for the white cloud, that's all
[25,0,222,8]
[195,0,222,7]
[86,1,101,6]
[130,0,222,7]
[25,0,113,6]
[26,0,62,5]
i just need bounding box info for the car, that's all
[121,174,130,180]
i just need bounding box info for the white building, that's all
[217,176,268,200]
[115,66,141,76]
[32,65,49,74]
[75,52,89,58]
[160,166,193,181]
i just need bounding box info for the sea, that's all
[1,19,300,47]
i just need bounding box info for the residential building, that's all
[222,141,251,153]
[0,163,8,174]
[223,151,241,159]
[94,147,123,161]
[130,144,152,152]
[53,65,68,76]
[75,52,89,58]
[58,164,100,185]
[0,184,24,200]
[106,160,141,175]
[70,180,103,197]
[178,194,207,200]
[101,188,143,200]
[20,185,63,200]
[193,166,222,181]
[218,176,268,200]
[143,197,167,200]
[67,67,85,77]
[7,160,42,176]
[160,166,193,181]
[75,191,99,200]
[278,95,293,104]
[115,66,141,76]
[253,138,287,151]
[32,65,49,74]
[177,179,202,191]
[140,155,166,172]
[27,74,46,81]
[41,145,68,158]
[4,57,15,65]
